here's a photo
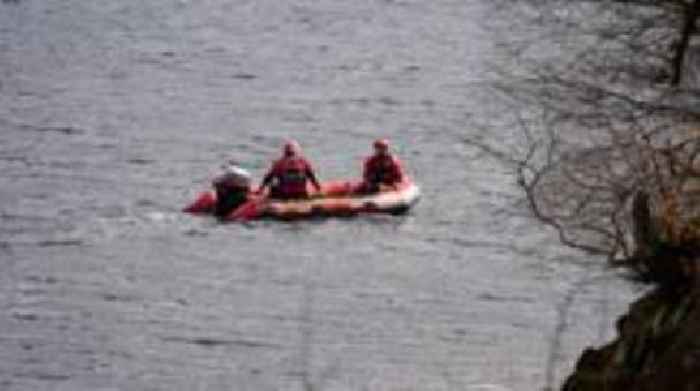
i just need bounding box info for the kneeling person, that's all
[259,141,322,199]
[361,139,405,193]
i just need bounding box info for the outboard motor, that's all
[212,164,252,218]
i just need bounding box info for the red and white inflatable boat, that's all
[184,180,421,221]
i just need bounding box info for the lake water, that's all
[0,1,638,390]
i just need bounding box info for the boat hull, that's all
[184,181,420,221]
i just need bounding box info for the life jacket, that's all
[271,156,312,197]
[365,155,403,186]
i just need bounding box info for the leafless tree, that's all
[465,3,700,390]
[490,0,700,88]
[471,1,700,268]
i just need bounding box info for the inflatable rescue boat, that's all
[184,180,421,221]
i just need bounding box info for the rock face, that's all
[562,282,700,390]
[557,131,700,389]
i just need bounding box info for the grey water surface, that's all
[0,1,638,390]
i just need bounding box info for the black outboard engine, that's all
[212,164,252,218]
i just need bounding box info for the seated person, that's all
[361,138,405,193]
[212,163,252,217]
[258,140,321,199]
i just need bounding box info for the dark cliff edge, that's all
[562,241,700,390]
[562,186,700,390]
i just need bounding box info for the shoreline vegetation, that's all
[478,1,700,389]
[562,173,700,390]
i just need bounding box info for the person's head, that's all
[373,138,390,157]
[283,140,301,157]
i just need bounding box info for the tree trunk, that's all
[632,190,655,258]
[671,0,700,86]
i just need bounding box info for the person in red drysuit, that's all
[259,141,321,199]
[360,139,405,193]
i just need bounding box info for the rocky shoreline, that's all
[563,282,699,390]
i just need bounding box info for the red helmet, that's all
[283,140,301,156]
[373,138,389,150]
